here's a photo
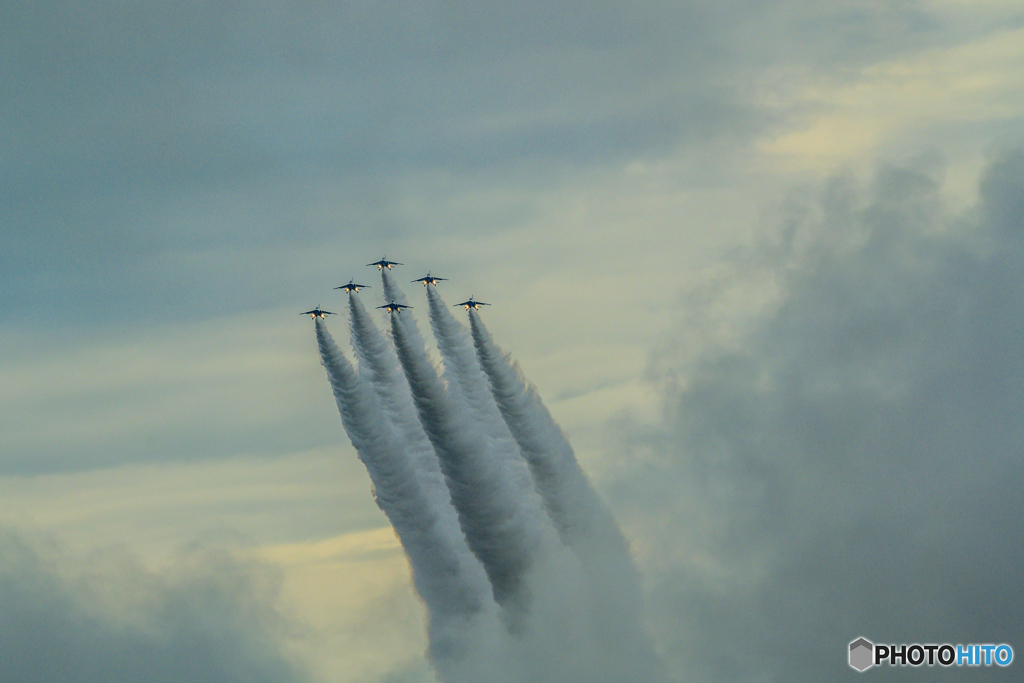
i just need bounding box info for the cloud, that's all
[609,147,1024,681]
[756,24,1024,172]
[0,527,311,683]
[0,313,345,474]
[2,0,969,327]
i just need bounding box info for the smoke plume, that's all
[315,319,487,661]
[314,270,665,681]
[468,307,664,681]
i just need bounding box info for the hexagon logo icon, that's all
[849,637,874,672]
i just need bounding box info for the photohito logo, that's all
[848,637,1014,672]
[849,638,874,672]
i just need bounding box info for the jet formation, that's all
[307,253,659,683]
[304,257,488,318]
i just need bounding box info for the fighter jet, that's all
[412,272,447,286]
[335,279,371,293]
[378,301,413,314]
[454,297,490,310]
[301,306,335,319]
[367,255,404,270]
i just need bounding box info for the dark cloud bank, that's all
[1,0,948,325]
[0,530,310,683]
[611,148,1024,681]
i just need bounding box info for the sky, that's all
[1,0,1023,681]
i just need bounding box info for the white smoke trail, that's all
[381,269,410,311]
[379,269,434,377]
[347,293,448,495]
[346,292,423,444]
[465,310,624,551]
[424,285,538,493]
[467,309,666,680]
[314,318,489,662]
[345,291,494,628]
[423,284,497,419]
[388,311,541,630]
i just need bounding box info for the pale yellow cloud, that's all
[757,25,1024,171]
[0,448,382,558]
[252,528,427,683]
[255,525,401,566]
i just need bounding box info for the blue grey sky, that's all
[2,0,1023,680]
